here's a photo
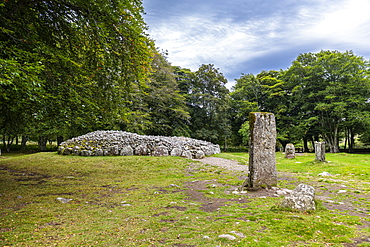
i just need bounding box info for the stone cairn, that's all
[284,143,295,159]
[243,112,277,189]
[315,141,326,162]
[57,130,220,159]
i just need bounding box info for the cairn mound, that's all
[58,130,220,159]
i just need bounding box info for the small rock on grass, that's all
[218,234,237,240]
[230,231,246,238]
[56,197,73,203]
[318,171,333,177]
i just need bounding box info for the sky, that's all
[142,0,370,88]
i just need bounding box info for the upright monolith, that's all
[315,142,326,162]
[244,112,277,189]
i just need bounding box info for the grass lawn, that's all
[0,152,369,246]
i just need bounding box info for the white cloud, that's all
[145,0,370,85]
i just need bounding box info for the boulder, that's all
[280,184,316,212]
[195,150,205,159]
[153,146,169,156]
[170,148,183,157]
[181,150,193,159]
[120,145,133,156]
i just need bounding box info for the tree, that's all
[0,0,153,150]
[144,50,190,136]
[284,50,370,152]
[189,64,230,144]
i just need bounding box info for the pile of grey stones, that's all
[58,130,220,159]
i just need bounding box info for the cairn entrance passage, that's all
[57,131,220,159]
[244,112,277,189]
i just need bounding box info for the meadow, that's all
[0,152,369,246]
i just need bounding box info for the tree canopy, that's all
[1,1,370,153]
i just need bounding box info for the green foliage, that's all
[0,0,154,149]
[189,64,231,144]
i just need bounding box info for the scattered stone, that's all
[153,146,169,156]
[218,234,237,240]
[58,131,220,159]
[181,150,193,159]
[338,190,347,193]
[195,150,205,159]
[285,143,295,159]
[280,184,316,212]
[318,171,333,177]
[243,112,277,189]
[17,195,23,199]
[56,197,73,203]
[230,231,246,238]
[169,184,180,188]
[203,236,211,239]
[170,148,182,157]
[120,145,133,156]
[275,188,293,196]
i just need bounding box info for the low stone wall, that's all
[57,130,220,159]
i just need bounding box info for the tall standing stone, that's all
[315,142,326,162]
[244,112,277,189]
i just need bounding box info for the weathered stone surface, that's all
[72,146,80,155]
[195,150,205,159]
[120,145,133,156]
[80,150,92,156]
[153,146,169,156]
[244,112,277,188]
[315,142,326,162]
[95,148,104,156]
[181,150,193,159]
[58,130,220,159]
[280,184,316,212]
[62,147,72,155]
[170,148,182,157]
[134,144,148,156]
[285,143,295,159]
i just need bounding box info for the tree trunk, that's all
[5,136,14,152]
[57,136,64,146]
[38,136,48,151]
[21,135,29,152]
[348,128,355,152]
[303,137,309,153]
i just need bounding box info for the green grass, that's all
[0,152,369,246]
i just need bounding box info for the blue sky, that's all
[142,0,370,88]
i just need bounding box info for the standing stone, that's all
[315,142,326,162]
[285,143,295,159]
[244,112,277,189]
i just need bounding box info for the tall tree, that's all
[284,50,370,152]
[144,51,190,136]
[190,64,230,144]
[0,0,153,150]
